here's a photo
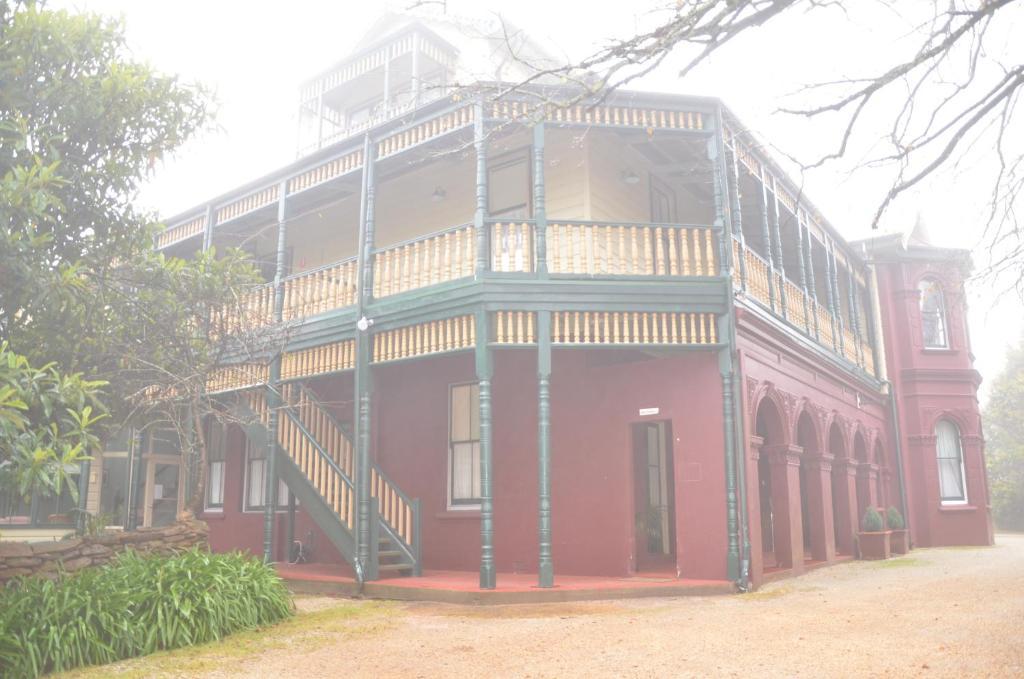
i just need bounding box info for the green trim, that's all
[354,134,377,579]
[263,178,289,563]
[537,310,553,587]
[475,310,495,589]
[533,122,548,277]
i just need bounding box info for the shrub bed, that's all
[0,548,293,678]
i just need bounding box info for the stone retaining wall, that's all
[0,519,208,584]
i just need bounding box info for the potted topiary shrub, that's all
[858,506,891,560]
[886,506,909,554]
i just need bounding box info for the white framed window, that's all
[243,438,290,512]
[936,419,967,504]
[919,278,949,349]
[205,420,226,512]
[448,383,481,508]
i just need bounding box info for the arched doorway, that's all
[755,399,783,569]
[753,394,802,571]
[829,422,856,555]
[797,411,833,562]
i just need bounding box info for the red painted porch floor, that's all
[276,563,734,604]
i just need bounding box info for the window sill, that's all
[436,510,482,520]
[939,503,976,512]
[201,511,226,521]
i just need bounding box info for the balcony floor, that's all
[276,563,733,604]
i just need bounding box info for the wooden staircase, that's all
[234,383,420,581]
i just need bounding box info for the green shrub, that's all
[886,506,905,530]
[0,548,293,678]
[861,506,884,532]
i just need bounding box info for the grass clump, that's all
[0,548,293,678]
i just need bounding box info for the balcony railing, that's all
[373,223,476,298]
[733,238,876,376]
[217,221,723,336]
[283,258,359,321]
[548,222,717,277]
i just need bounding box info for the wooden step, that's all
[378,550,403,559]
[378,563,413,572]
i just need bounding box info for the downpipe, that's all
[883,379,911,543]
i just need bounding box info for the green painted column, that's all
[263,178,289,563]
[847,266,862,365]
[714,106,747,587]
[473,101,489,275]
[727,140,748,290]
[769,187,788,318]
[707,118,729,276]
[720,355,740,582]
[757,173,777,309]
[202,204,215,252]
[475,310,495,589]
[354,135,377,580]
[794,216,810,329]
[804,227,820,339]
[533,122,547,276]
[537,310,553,587]
[822,239,839,348]
[827,241,844,353]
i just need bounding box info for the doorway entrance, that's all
[139,456,183,528]
[632,421,676,572]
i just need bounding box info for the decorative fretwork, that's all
[551,311,718,345]
[157,214,205,249]
[547,223,716,276]
[372,315,475,363]
[373,224,475,298]
[281,340,356,381]
[491,101,705,131]
[376,105,475,157]
[492,311,537,345]
[288,149,364,194]
[215,185,280,224]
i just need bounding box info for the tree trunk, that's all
[186,396,208,515]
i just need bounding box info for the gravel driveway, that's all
[72,534,1024,678]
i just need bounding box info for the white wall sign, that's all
[638,407,660,416]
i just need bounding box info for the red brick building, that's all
[6,13,991,590]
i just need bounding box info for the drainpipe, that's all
[714,106,751,591]
[883,379,911,541]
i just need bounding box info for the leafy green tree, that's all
[0,342,106,503]
[0,1,210,384]
[0,2,267,516]
[985,339,1024,531]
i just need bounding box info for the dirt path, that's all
[70,534,1024,678]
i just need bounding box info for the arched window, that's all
[935,419,967,504]
[919,279,948,348]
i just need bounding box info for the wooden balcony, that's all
[734,239,876,376]
[221,220,722,338]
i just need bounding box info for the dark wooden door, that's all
[633,421,676,571]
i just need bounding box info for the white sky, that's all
[56,0,1024,399]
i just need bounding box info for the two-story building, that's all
[11,12,991,590]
